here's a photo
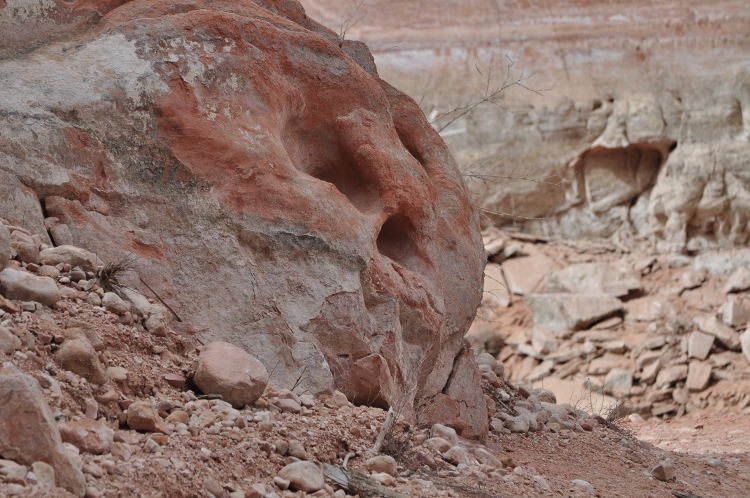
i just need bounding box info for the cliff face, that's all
[301,0,750,251]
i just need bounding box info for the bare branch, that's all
[477,206,556,221]
[338,0,367,46]
[429,55,555,133]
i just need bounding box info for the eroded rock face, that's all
[0,0,485,427]
[303,0,750,252]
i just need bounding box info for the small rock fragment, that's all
[203,478,224,497]
[58,419,114,455]
[0,326,22,354]
[424,437,452,454]
[32,461,56,488]
[365,455,397,476]
[126,401,169,434]
[533,475,551,492]
[0,374,85,496]
[651,459,675,481]
[54,338,107,385]
[442,446,466,466]
[431,423,460,447]
[686,361,712,392]
[724,267,750,294]
[332,390,349,407]
[101,292,129,315]
[287,439,306,459]
[144,304,172,336]
[10,230,39,264]
[39,246,100,272]
[571,479,594,492]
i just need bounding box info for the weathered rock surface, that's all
[54,338,107,385]
[10,230,38,265]
[0,0,484,423]
[193,341,269,409]
[0,326,22,354]
[39,246,100,273]
[419,349,488,439]
[126,401,169,434]
[0,224,11,271]
[0,374,85,497]
[547,263,641,297]
[526,294,623,334]
[0,268,61,307]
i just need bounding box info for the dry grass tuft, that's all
[95,253,138,296]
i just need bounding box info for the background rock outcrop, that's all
[301,0,750,252]
[0,0,485,427]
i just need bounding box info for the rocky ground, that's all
[470,228,750,423]
[2,218,750,498]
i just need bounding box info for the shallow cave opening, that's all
[376,214,420,271]
[579,143,667,214]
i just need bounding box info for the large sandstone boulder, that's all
[0,374,86,497]
[0,0,485,428]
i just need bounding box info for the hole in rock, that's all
[282,125,380,213]
[579,143,665,214]
[376,214,421,271]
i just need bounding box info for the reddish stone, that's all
[58,418,114,455]
[163,373,186,389]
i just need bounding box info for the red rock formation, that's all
[0,0,486,435]
[301,0,750,251]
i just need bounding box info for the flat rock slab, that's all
[686,361,712,392]
[547,263,641,297]
[525,293,623,334]
[502,248,559,296]
[687,331,714,360]
[694,314,741,350]
[0,267,60,307]
[625,296,670,322]
[724,266,750,293]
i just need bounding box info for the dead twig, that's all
[322,464,412,498]
[368,407,394,455]
[338,0,367,46]
[138,276,183,323]
[429,55,552,133]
